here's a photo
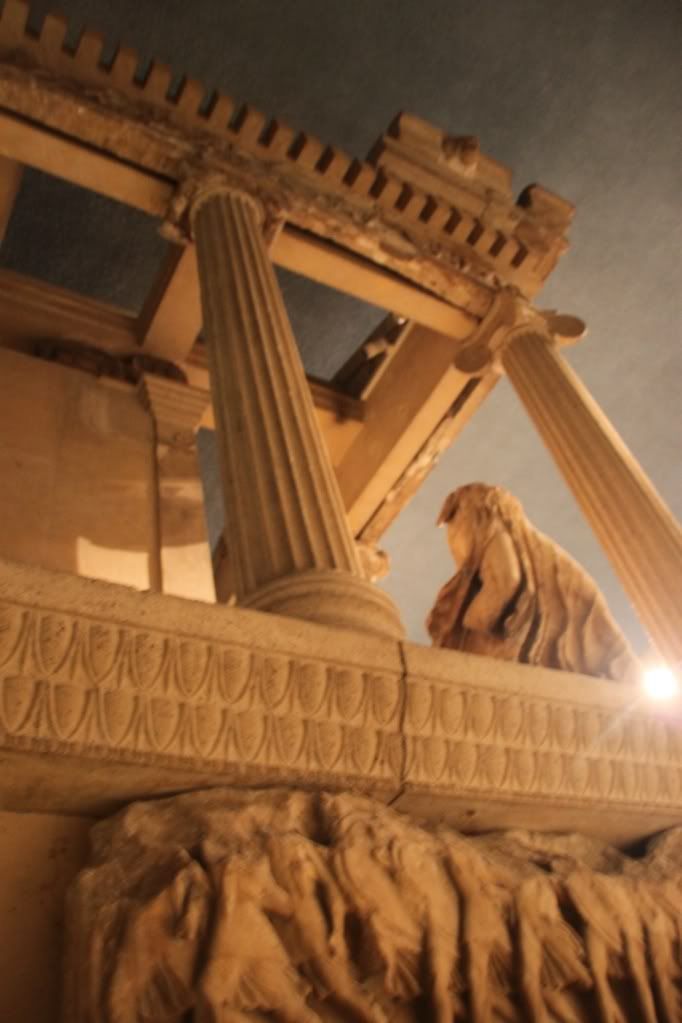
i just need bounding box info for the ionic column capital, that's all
[189,178,264,227]
[160,167,284,245]
[453,289,586,376]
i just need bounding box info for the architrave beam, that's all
[336,321,498,534]
[0,267,137,352]
[0,109,172,215]
[0,269,364,447]
[0,109,482,354]
[136,244,201,362]
[358,373,498,543]
[0,58,497,317]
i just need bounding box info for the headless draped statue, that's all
[427,483,640,682]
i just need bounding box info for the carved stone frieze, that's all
[0,559,681,840]
[65,787,682,1022]
[402,647,682,822]
[0,587,403,795]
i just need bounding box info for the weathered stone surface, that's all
[2,558,682,843]
[0,558,404,813]
[0,348,158,591]
[0,810,92,1023]
[65,787,682,1022]
[399,641,682,842]
[428,483,640,682]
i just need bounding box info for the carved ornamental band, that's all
[0,560,681,835]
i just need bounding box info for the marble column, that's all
[503,331,682,670]
[191,185,404,638]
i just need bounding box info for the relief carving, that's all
[0,597,403,789]
[0,555,681,824]
[65,788,682,1022]
[427,483,640,682]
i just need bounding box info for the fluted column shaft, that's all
[504,332,682,669]
[192,187,404,638]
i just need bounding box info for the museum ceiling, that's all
[1,0,680,650]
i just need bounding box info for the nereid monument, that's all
[0,2,681,1019]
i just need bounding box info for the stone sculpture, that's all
[427,483,640,681]
[65,787,682,1022]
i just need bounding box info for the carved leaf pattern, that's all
[580,707,602,750]
[566,755,590,796]
[274,715,306,765]
[131,633,166,691]
[177,641,210,698]
[346,725,379,775]
[293,662,327,716]
[0,599,680,813]
[100,689,137,747]
[148,697,181,751]
[528,701,550,747]
[334,668,365,721]
[439,687,465,736]
[0,605,27,670]
[192,705,224,758]
[315,721,344,771]
[51,683,88,740]
[87,624,120,684]
[498,696,523,743]
[467,691,495,739]
[590,756,612,798]
[450,741,478,786]
[370,673,401,725]
[36,614,73,674]
[423,736,448,781]
[1,675,37,732]
[552,705,576,751]
[258,656,290,710]
[219,647,251,705]
[406,681,433,732]
[234,709,267,761]
[513,749,537,790]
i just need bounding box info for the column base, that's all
[242,569,405,639]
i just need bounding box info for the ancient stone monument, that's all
[66,789,682,1023]
[0,2,681,1020]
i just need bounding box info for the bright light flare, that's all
[642,665,679,702]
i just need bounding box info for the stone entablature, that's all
[0,0,571,303]
[1,558,680,844]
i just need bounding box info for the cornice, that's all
[0,0,572,304]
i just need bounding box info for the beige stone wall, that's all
[0,348,157,589]
[0,810,93,1023]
